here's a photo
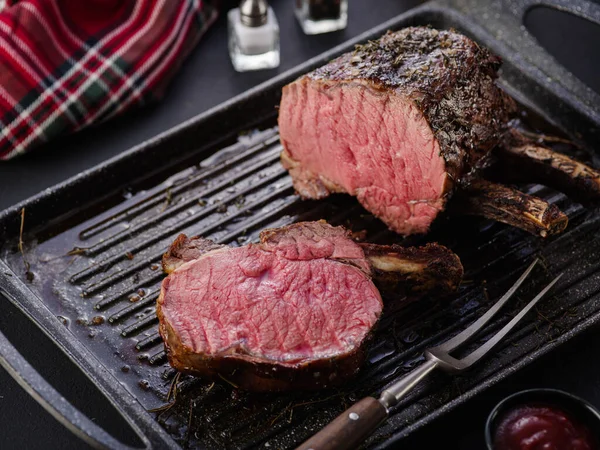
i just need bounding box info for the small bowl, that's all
[485,388,600,449]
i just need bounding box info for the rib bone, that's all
[455,179,568,237]
[360,242,463,295]
[495,130,600,204]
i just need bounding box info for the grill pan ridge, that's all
[1,2,600,449]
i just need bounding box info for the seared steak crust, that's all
[361,242,463,294]
[454,179,568,237]
[305,26,515,182]
[495,129,600,205]
[162,233,224,274]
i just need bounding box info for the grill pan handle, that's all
[525,0,600,25]
[0,327,144,450]
[520,0,600,25]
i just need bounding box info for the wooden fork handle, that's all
[296,397,388,450]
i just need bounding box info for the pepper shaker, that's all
[295,0,348,35]
[228,0,280,72]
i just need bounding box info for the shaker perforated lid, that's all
[239,0,268,27]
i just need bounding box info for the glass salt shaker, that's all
[228,0,280,72]
[295,0,348,35]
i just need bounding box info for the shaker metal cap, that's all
[239,0,268,27]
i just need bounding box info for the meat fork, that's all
[298,259,562,450]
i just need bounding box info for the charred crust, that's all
[306,27,516,184]
[543,204,569,235]
[162,234,224,274]
[161,234,191,273]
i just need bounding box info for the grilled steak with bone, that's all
[157,221,462,391]
[278,27,600,237]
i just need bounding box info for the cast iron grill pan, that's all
[1,3,599,449]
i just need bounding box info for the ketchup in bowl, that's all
[493,404,597,450]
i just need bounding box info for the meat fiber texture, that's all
[278,26,516,235]
[157,222,383,391]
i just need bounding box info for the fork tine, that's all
[430,259,540,354]
[459,273,563,368]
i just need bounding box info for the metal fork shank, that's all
[448,273,563,369]
[379,359,438,409]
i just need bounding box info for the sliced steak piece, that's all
[158,222,382,391]
[278,26,516,235]
[157,222,463,391]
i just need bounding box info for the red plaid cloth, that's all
[0,0,217,160]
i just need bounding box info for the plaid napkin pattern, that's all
[0,0,217,160]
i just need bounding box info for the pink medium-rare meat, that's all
[278,27,516,235]
[254,220,370,272]
[157,222,383,391]
[280,86,447,233]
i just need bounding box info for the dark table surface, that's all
[1,0,600,448]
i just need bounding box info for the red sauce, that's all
[494,404,597,450]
